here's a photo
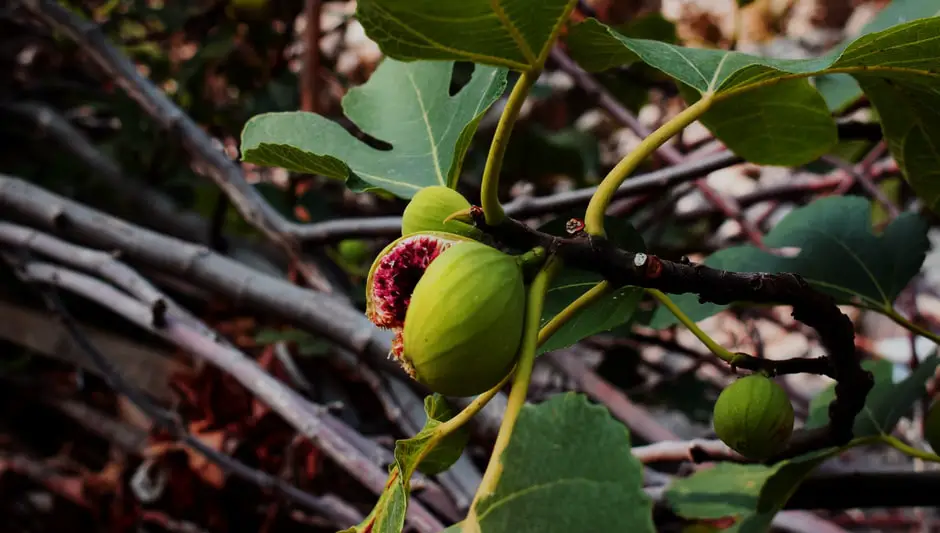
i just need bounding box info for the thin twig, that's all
[19,0,333,290]
[821,154,900,219]
[13,276,365,529]
[6,260,443,532]
[0,173,508,438]
[300,0,321,113]
[631,439,744,464]
[546,350,680,443]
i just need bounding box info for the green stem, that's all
[647,288,738,363]
[433,372,514,438]
[427,266,604,474]
[480,71,538,226]
[538,281,611,345]
[880,435,940,463]
[469,256,562,511]
[584,96,714,236]
[884,306,940,346]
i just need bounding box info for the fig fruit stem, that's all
[878,434,940,463]
[469,255,563,512]
[584,95,714,237]
[883,306,940,346]
[539,280,611,343]
[428,371,513,442]
[480,70,538,227]
[647,288,738,363]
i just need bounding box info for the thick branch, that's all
[472,212,873,456]
[787,471,940,510]
[0,174,387,359]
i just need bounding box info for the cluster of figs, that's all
[366,186,940,462]
[366,186,526,398]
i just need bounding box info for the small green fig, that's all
[401,186,482,240]
[926,399,940,453]
[337,239,370,265]
[364,232,524,396]
[713,374,794,460]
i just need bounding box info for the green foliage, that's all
[241,60,507,199]
[568,15,940,206]
[816,0,940,112]
[539,219,645,353]
[667,448,840,531]
[805,354,940,436]
[355,0,578,71]
[343,395,470,533]
[457,394,654,533]
[651,196,929,328]
[221,3,940,531]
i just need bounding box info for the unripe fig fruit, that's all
[926,399,940,453]
[401,186,483,240]
[365,232,524,396]
[713,374,794,460]
[337,239,370,265]
[403,241,525,396]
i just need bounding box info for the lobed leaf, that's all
[356,0,578,71]
[667,448,841,532]
[241,60,506,199]
[650,196,929,328]
[816,0,940,112]
[568,15,940,205]
[462,393,654,533]
[806,354,939,436]
[347,395,470,532]
[538,218,645,353]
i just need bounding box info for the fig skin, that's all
[926,399,940,453]
[401,186,483,240]
[402,240,525,397]
[713,374,794,460]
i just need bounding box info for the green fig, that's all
[926,399,940,453]
[401,186,482,240]
[713,374,794,460]
[337,239,370,265]
[365,232,524,396]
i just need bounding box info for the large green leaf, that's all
[667,448,840,532]
[816,0,940,112]
[651,196,929,329]
[241,60,507,199]
[568,16,940,204]
[539,269,643,354]
[538,218,645,354]
[860,76,940,210]
[356,0,577,71]
[806,354,939,436]
[455,393,654,532]
[345,395,470,533]
[666,463,771,519]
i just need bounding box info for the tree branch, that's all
[787,470,940,510]
[0,173,387,360]
[469,210,873,458]
[5,258,443,532]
